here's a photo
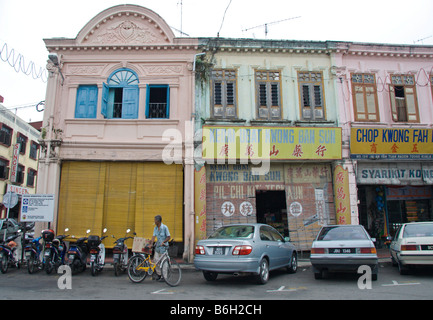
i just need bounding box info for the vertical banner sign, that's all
[10,143,20,183]
[194,167,207,243]
[334,165,351,225]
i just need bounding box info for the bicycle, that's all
[127,240,181,287]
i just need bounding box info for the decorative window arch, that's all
[102,68,140,119]
[107,69,139,86]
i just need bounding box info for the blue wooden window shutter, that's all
[101,83,109,118]
[122,87,139,119]
[75,85,98,118]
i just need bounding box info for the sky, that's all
[1,0,433,123]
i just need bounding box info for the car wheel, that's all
[314,268,328,280]
[203,271,218,282]
[256,258,269,285]
[287,252,297,274]
[398,260,410,275]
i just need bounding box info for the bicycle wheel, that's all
[127,255,148,283]
[161,257,181,287]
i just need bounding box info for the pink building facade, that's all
[38,5,199,261]
[332,42,433,244]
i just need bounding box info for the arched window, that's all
[102,68,140,119]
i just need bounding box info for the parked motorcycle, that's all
[112,229,134,276]
[88,228,108,276]
[45,232,68,274]
[0,232,22,273]
[25,235,43,274]
[41,229,55,273]
[67,229,90,274]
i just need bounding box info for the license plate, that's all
[44,251,51,257]
[25,252,31,258]
[90,255,95,262]
[329,248,355,254]
[421,245,433,251]
[214,247,224,255]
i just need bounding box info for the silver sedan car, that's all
[310,225,378,280]
[194,223,298,284]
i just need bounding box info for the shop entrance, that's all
[358,185,433,241]
[255,190,288,237]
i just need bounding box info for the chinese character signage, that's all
[334,165,351,225]
[202,126,342,160]
[350,128,433,160]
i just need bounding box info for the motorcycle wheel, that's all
[91,262,97,276]
[114,262,120,276]
[28,254,36,274]
[0,254,8,274]
[45,261,54,274]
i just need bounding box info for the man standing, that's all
[150,215,171,280]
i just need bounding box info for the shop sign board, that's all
[10,144,20,183]
[334,165,351,225]
[20,194,55,222]
[357,163,433,185]
[202,126,342,161]
[350,128,433,160]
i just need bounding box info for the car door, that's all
[390,226,402,261]
[259,226,280,269]
[268,227,291,268]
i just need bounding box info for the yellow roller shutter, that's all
[103,162,136,249]
[58,161,183,248]
[57,161,106,239]
[135,163,183,242]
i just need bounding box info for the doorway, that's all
[256,190,288,237]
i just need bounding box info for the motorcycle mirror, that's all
[103,228,107,233]
[126,229,131,233]
[65,228,69,232]
[86,229,91,234]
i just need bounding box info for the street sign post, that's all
[20,194,55,223]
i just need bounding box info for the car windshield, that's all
[208,225,255,239]
[317,226,368,241]
[403,223,433,238]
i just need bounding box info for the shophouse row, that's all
[34,4,433,261]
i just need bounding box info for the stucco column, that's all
[183,120,195,263]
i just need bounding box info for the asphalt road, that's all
[1,260,433,301]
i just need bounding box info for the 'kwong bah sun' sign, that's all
[202,126,342,161]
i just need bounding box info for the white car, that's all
[390,222,433,275]
[310,225,378,280]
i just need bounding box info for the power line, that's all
[0,40,48,83]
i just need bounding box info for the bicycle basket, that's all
[132,237,151,253]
